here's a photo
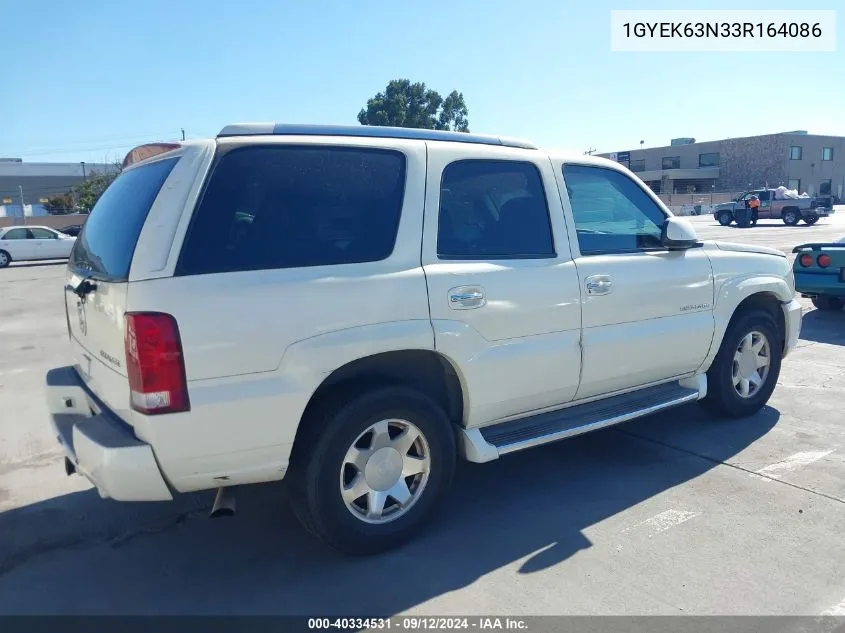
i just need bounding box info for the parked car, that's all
[0,225,77,268]
[59,224,84,237]
[792,237,845,311]
[45,125,802,555]
[713,189,834,227]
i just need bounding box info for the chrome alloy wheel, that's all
[732,331,771,399]
[340,419,431,524]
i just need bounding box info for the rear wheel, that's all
[811,296,844,311]
[702,309,782,418]
[288,385,456,555]
[782,209,800,226]
[717,212,733,226]
[0,250,10,268]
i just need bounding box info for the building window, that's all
[662,156,680,169]
[629,159,645,172]
[820,180,832,195]
[698,152,720,167]
[788,179,801,192]
[789,146,802,160]
[822,147,833,161]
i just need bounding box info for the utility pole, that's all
[18,185,25,223]
[181,128,185,141]
[81,161,86,179]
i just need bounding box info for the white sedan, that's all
[0,225,77,268]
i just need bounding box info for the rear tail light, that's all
[799,254,814,267]
[124,312,190,415]
[818,254,832,268]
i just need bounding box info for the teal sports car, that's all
[793,237,845,311]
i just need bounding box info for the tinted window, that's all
[3,228,29,240]
[699,152,720,167]
[662,156,680,169]
[178,146,406,275]
[69,157,178,280]
[629,159,645,172]
[30,227,56,239]
[437,160,554,259]
[562,164,666,255]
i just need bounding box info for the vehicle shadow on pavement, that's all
[799,308,845,346]
[0,404,778,615]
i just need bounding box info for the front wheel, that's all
[701,310,783,418]
[812,296,844,311]
[287,386,456,555]
[802,214,819,225]
[0,250,10,268]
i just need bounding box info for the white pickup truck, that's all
[45,124,802,555]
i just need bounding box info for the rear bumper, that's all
[45,366,172,501]
[782,299,803,358]
[794,272,845,298]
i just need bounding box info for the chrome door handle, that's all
[585,275,613,295]
[448,286,486,310]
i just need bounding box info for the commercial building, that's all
[0,158,115,217]
[599,131,845,201]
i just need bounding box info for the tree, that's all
[71,162,121,212]
[357,79,470,132]
[43,193,76,215]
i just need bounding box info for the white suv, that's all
[45,124,802,555]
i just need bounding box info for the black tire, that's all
[701,309,783,419]
[287,385,456,555]
[717,212,733,226]
[811,296,844,311]
[802,214,819,225]
[0,250,10,268]
[782,209,800,226]
[750,211,759,226]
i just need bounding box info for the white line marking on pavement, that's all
[623,509,701,535]
[754,450,834,481]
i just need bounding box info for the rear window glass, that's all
[69,157,179,280]
[177,145,406,275]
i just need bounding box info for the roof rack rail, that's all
[216,123,537,150]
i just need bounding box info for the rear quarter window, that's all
[177,145,407,275]
[69,157,179,280]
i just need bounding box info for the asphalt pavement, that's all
[1,211,844,617]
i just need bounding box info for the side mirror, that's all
[661,216,698,250]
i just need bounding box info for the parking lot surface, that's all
[1,212,844,616]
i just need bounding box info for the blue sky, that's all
[3,0,842,164]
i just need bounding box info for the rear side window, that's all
[437,160,555,260]
[178,146,407,275]
[69,157,179,280]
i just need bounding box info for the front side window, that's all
[789,146,803,160]
[2,228,29,240]
[662,156,680,170]
[437,160,554,260]
[30,227,57,239]
[179,146,407,275]
[562,164,666,256]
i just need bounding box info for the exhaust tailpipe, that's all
[210,486,236,518]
